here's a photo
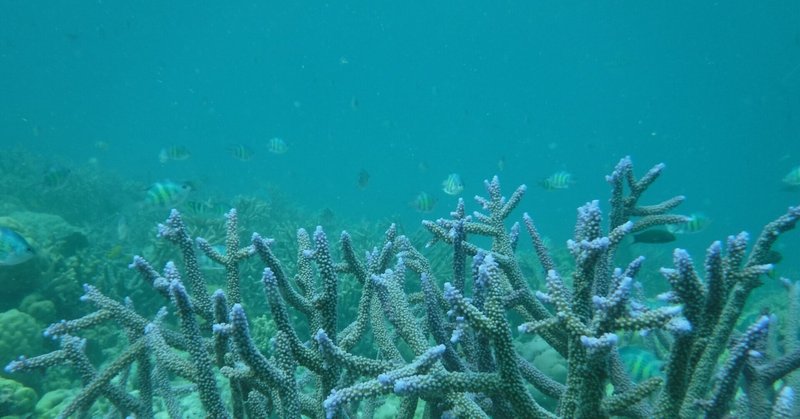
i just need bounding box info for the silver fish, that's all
[0,227,35,266]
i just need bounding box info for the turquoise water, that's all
[3,2,799,239]
[2,2,800,417]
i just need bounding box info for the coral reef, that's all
[0,309,44,373]
[0,147,136,226]
[0,375,37,417]
[5,157,800,418]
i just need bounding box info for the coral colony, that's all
[6,157,800,418]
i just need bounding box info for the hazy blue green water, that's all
[1,3,800,417]
[2,1,799,259]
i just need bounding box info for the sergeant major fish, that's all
[267,137,288,154]
[228,144,255,161]
[145,181,193,208]
[412,192,436,213]
[539,171,574,190]
[667,212,710,235]
[442,173,464,195]
[159,145,191,163]
[619,346,664,382]
[42,165,71,190]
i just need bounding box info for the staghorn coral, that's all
[4,156,800,418]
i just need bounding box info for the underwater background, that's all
[1,1,799,417]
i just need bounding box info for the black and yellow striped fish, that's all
[667,212,710,235]
[539,171,574,190]
[145,181,192,208]
[267,137,288,154]
[412,192,436,213]
[619,346,664,382]
[159,146,191,163]
[228,144,255,161]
